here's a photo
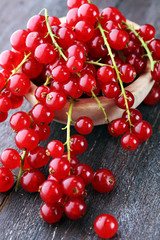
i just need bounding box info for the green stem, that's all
[15,150,27,192]
[122,21,156,71]
[85,60,106,67]
[66,99,74,162]
[91,90,110,124]
[44,8,67,61]
[44,75,52,86]
[97,20,133,129]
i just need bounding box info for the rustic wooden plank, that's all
[0,0,160,240]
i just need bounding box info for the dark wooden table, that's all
[0,0,160,239]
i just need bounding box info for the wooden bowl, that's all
[25,18,154,126]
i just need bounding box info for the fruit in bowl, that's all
[0,1,160,239]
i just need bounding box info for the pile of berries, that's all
[0,0,160,238]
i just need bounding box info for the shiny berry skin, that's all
[57,27,76,49]
[103,20,119,32]
[66,56,83,73]
[151,62,160,83]
[78,3,99,24]
[47,140,64,158]
[40,180,63,204]
[75,116,93,135]
[10,29,28,52]
[122,108,142,124]
[119,64,136,83]
[108,118,128,136]
[148,39,160,59]
[62,152,79,169]
[67,0,88,9]
[97,66,116,83]
[51,65,70,83]
[35,43,56,64]
[126,54,147,75]
[132,120,152,142]
[32,123,50,141]
[8,73,31,96]
[22,57,43,79]
[35,85,50,104]
[70,135,88,155]
[102,81,120,99]
[1,148,20,169]
[64,198,86,220]
[144,86,160,105]
[10,111,31,132]
[46,91,67,111]
[49,16,61,26]
[115,90,134,109]
[26,32,47,52]
[100,7,123,25]
[139,24,155,41]
[66,8,79,27]
[19,152,32,170]
[0,50,23,71]
[47,175,59,182]
[63,76,83,99]
[73,164,94,185]
[31,103,54,124]
[80,63,96,77]
[0,72,6,91]
[88,35,108,58]
[62,175,85,198]
[94,214,118,239]
[49,157,71,180]
[92,169,115,193]
[27,15,46,34]
[40,202,63,223]
[123,40,143,57]
[0,96,12,112]
[121,133,139,151]
[75,21,94,42]
[107,29,129,50]
[79,74,96,92]
[20,169,45,192]
[27,146,49,168]
[66,44,86,62]
[0,167,14,192]
[1,89,24,109]
[15,128,39,150]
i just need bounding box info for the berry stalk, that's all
[122,21,156,71]
[15,150,27,192]
[44,8,67,61]
[97,20,133,128]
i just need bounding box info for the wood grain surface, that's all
[0,0,160,240]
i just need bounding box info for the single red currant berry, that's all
[75,116,93,135]
[78,3,99,25]
[103,20,119,32]
[40,180,63,204]
[79,74,96,92]
[66,56,83,73]
[126,54,147,75]
[35,43,56,64]
[0,50,23,71]
[66,8,79,27]
[10,29,28,52]
[88,35,108,58]
[8,73,31,96]
[100,7,123,25]
[66,44,86,62]
[122,108,142,124]
[94,214,118,239]
[108,118,128,136]
[75,21,94,42]
[70,135,88,155]
[73,164,94,185]
[151,62,160,83]
[46,91,67,111]
[64,198,87,220]
[62,175,85,198]
[31,103,54,124]
[0,167,14,192]
[27,15,46,34]
[57,27,76,49]
[1,148,20,169]
[10,111,31,132]
[139,24,155,41]
[27,146,50,169]
[63,75,83,99]
[0,111,8,122]
[20,169,45,192]
[108,29,129,50]
[22,57,43,79]
[34,85,50,104]
[0,96,12,112]
[132,120,152,142]
[15,128,39,150]
[148,39,160,59]
[49,157,71,180]
[123,40,143,57]
[32,123,50,141]
[92,169,115,193]
[121,133,139,151]
[115,90,134,109]
[97,66,116,83]
[51,65,70,83]
[48,16,61,26]
[144,86,160,105]
[119,64,136,83]
[40,202,63,223]
[102,81,120,99]
[47,140,64,158]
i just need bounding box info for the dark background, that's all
[0,0,160,239]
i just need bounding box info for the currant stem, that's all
[85,60,106,67]
[97,20,132,129]
[66,98,74,162]
[44,75,52,86]
[91,90,110,124]
[44,8,67,61]
[122,21,155,71]
[15,150,27,192]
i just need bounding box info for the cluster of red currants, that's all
[0,0,160,238]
